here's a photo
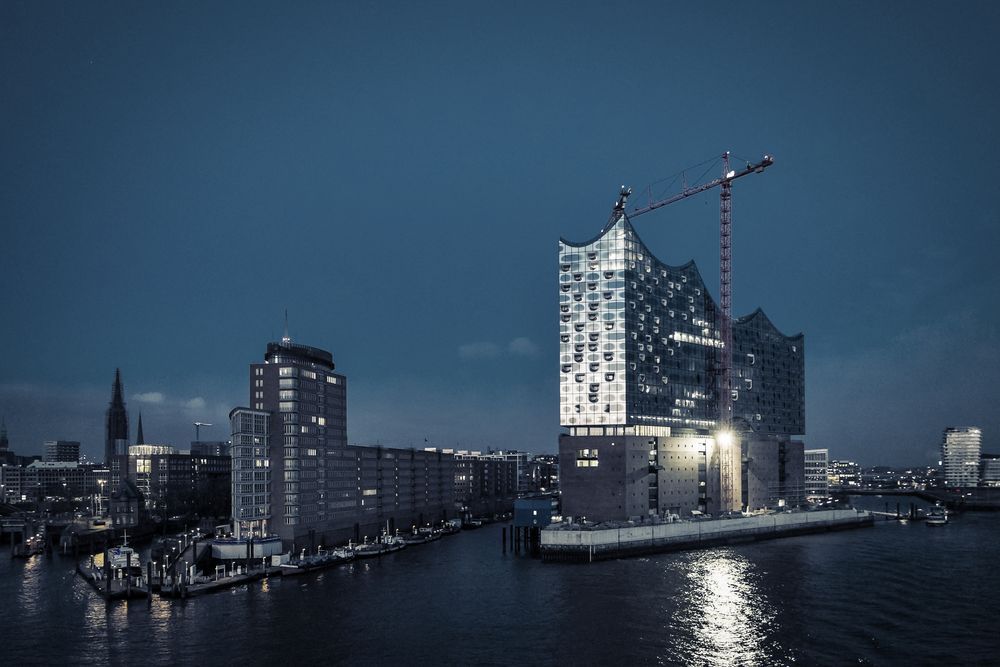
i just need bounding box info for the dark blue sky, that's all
[2,1,998,465]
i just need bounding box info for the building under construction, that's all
[558,154,805,521]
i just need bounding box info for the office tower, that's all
[803,448,830,500]
[250,334,348,544]
[941,427,982,487]
[229,408,272,539]
[558,209,805,521]
[233,332,458,549]
[44,440,81,463]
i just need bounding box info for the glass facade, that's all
[941,427,981,487]
[560,215,804,436]
[230,408,272,539]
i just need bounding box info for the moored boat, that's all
[925,506,948,526]
[353,534,407,559]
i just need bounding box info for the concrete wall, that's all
[541,509,872,560]
[743,436,805,510]
[559,435,650,522]
[655,435,706,517]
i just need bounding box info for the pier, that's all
[540,508,874,562]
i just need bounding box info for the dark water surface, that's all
[2,498,998,666]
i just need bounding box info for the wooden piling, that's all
[104,547,111,599]
[126,551,132,598]
[147,561,153,603]
[502,526,507,553]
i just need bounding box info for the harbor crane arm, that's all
[627,154,773,218]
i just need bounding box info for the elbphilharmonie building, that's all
[558,212,806,520]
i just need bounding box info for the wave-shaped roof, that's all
[562,212,801,340]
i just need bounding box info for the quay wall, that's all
[540,509,873,562]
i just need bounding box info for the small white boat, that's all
[925,506,948,526]
[107,532,141,571]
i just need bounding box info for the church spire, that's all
[105,368,129,465]
[112,368,124,403]
[136,413,144,445]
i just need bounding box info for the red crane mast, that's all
[613,152,773,511]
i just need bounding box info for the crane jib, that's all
[627,155,773,219]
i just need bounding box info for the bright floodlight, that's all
[717,431,734,447]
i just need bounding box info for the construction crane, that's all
[612,152,774,511]
[193,422,213,442]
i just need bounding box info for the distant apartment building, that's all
[828,460,861,490]
[128,444,175,504]
[44,440,80,463]
[941,427,982,487]
[527,454,559,492]
[191,441,230,457]
[495,450,529,493]
[981,454,1000,487]
[446,450,518,516]
[0,461,103,502]
[804,448,829,500]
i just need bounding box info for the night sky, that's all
[2,2,998,465]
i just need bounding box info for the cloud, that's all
[458,342,501,360]
[508,337,539,357]
[458,337,540,360]
[133,391,165,404]
[183,397,207,411]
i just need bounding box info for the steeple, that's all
[112,368,124,403]
[136,413,144,445]
[105,368,129,465]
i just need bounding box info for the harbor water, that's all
[1,497,998,666]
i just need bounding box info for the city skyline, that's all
[3,2,1000,464]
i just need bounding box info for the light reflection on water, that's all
[668,550,776,667]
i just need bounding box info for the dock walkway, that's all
[541,508,874,562]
